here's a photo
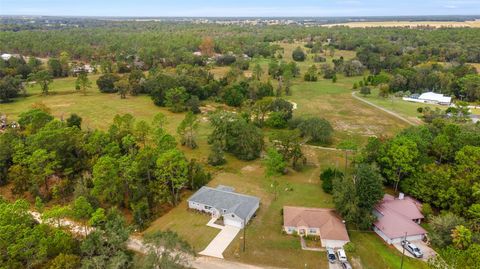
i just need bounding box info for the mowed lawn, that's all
[348,232,429,269]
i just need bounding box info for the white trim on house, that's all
[187,186,260,229]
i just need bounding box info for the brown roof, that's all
[377,194,424,220]
[374,195,426,239]
[283,206,350,242]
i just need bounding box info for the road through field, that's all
[351,92,418,126]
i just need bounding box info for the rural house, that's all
[283,206,350,248]
[187,185,260,229]
[373,193,427,244]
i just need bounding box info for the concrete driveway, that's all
[199,218,241,259]
[328,262,343,269]
[393,240,436,262]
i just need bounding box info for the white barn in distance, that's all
[403,92,452,105]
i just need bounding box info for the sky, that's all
[1,0,480,17]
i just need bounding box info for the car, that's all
[327,248,336,263]
[402,240,423,258]
[341,261,353,269]
[337,248,347,263]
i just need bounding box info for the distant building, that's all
[188,185,259,229]
[1,53,21,61]
[283,206,350,248]
[373,193,427,244]
[72,64,94,74]
[403,92,452,105]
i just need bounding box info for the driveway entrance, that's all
[199,218,241,259]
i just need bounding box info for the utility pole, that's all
[400,232,407,269]
[243,218,246,252]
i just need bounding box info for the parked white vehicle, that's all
[337,248,347,263]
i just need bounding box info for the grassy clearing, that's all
[275,41,356,75]
[288,78,409,145]
[348,231,429,269]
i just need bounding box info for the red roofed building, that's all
[373,193,427,244]
[283,206,350,248]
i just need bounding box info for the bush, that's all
[313,55,326,63]
[292,47,306,62]
[297,117,334,145]
[216,55,236,66]
[208,142,226,166]
[344,242,356,253]
[422,203,434,220]
[96,73,120,93]
[320,167,344,194]
[360,86,371,96]
[266,111,288,128]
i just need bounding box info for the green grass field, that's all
[288,78,409,146]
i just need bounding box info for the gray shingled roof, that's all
[188,186,259,220]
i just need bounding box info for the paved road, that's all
[30,211,279,269]
[351,91,419,126]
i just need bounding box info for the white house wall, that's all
[322,239,349,248]
[224,214,244,228]
[188,201,219,217]
[373,226,425,244]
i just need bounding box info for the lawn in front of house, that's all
[144,195,220,252]
[348,231,429,269]
[147,146,341,269]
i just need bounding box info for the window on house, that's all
[204,206,211,210]
[309,228,317,234]
[231,214,235,218]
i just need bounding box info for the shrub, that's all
[216,55,236,66]
[297,117,334,145]
[96,73,120,93]
[292,47,306,62]
[320,167,344,194]
[344,242,356,253]
[313,55,326,63]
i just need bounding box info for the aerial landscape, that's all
[1,1,480,268]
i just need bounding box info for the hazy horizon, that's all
[1,0,480,17]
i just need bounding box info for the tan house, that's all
[283,206,350,248]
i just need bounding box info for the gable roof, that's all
[377,194,424,220]
[283,206,349,242]
[374,194,426,239]
[188,186,259,220]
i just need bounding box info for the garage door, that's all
[224,218,243,228]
